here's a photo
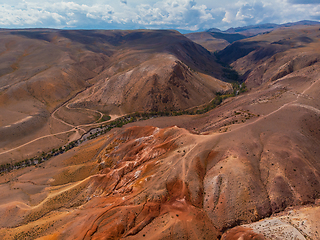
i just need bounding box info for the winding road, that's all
[0,88,115,156]
[226,77,320,133]
[1,76,319,157]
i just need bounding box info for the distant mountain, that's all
[225,23,279,35]
[206,27,222,33]
[2,22,320,240]
[2,24,320,240]
[217,24,320,89]
[185,31,247,52]
[206,32,247,43]
[282,20,320,27]
[186,20,320,52]
[225,20,320,36]
[0,29,232,163]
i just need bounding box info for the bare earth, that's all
[0,25,320,239]
[0,29,231,164]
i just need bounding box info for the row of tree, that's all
[0,83,247,174]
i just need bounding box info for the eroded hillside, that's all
[1,25,320,239]
[0,29,231,163]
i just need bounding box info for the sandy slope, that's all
[0,29,229,163]
[0,56,319,238]
[1,26,320,239]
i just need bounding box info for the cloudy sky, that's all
[0,0,319,31]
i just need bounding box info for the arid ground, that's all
[0,25,320,239]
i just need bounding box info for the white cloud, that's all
[0,3,64,26]
[216,0,320,29]
[222,11,234,23]
[288,0,320,4]
[0,0,319,31]
[133,0,213,28]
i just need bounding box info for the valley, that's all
[0,24,320,239]
[0,29,231,164]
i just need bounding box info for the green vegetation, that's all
[222,67,239,81]
[98,114,111,123]
[232,82,247,95]
[0,83,248,174]
[213,51,241,82]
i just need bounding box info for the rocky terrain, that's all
[0,29,231,163]
[0,24,320,239]
[185,31,246,52]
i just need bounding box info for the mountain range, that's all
[0,21,320,240]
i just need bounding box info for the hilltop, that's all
[0,23,320,239]
[0,29,231,163]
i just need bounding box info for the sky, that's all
[0,0,320,32]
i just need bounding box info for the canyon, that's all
[0,24,320,239]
